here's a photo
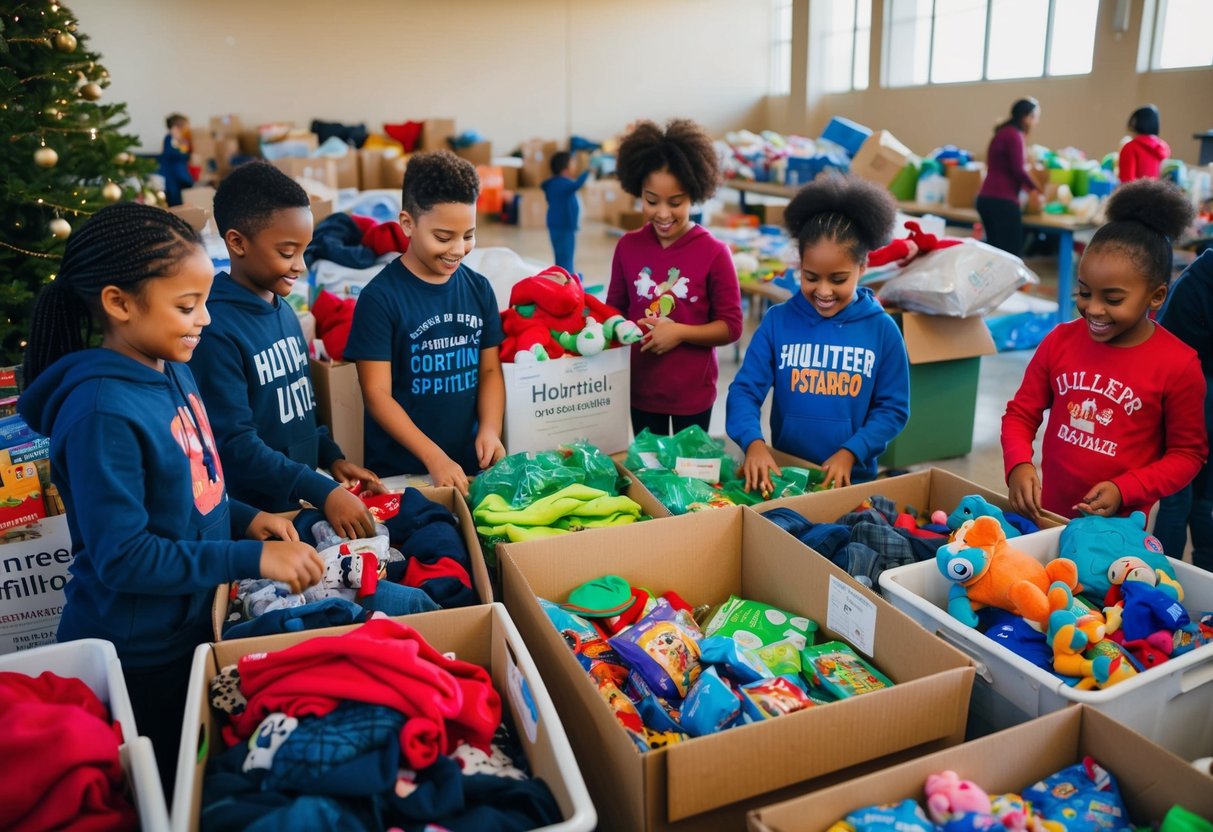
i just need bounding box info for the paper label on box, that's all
[826,575,876,657]
[637,451,662,470]
[502,350,630,455]
[674,457,721,482]
[0,515,73,655]
[506,651,539,744]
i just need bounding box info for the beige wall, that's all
[71,0,772,153]
[770,0,1212,165]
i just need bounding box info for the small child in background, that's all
[1151,248,1213,569]
[158,112,195,207]
[19,203,323,789]
[344,151,506,494]
[726,176,910,491]
[542,150,590,275]
[607,118,743,436]
[1003,179,1206,521]
[1119,104,1170,183]
[191,161,382,540]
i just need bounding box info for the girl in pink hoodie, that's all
[1119,105,1170,182]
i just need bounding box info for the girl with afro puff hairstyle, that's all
[1003,179,1206,521]
[606,118,743,436]
[726,175,909,491]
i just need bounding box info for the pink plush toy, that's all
[924,770,992,825]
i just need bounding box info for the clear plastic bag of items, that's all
[876,239,1039,317]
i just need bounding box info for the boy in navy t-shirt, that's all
[344,151,506,494]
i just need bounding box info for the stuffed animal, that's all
[499,265,642,362]
[923,770,992,827]
[867,220,963,268]
[947,495,1020,538]
[1058,511,1173,599]
[937,516,1079,629]
[1045,581,1135,689]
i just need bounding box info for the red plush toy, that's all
[867,220,963,268]
[499,266,643,363]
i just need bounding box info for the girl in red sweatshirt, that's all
[1002,179,1206,520]
[1119,105,1171,182]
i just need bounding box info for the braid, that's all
[24,203,202,383]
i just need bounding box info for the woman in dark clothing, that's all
[976,98,1043,255]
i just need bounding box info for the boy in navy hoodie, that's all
[726,176,910,491]
[542,151,590,274]
[192,161,381,539]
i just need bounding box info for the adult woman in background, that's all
[976,98,1044,255]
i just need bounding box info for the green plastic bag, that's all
[636,468,736,515]
[559,440,623,495]
[468,450,580,510]
[624,428,667,472]
[626,425,738,483]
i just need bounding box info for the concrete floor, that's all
[477,215,1039,495]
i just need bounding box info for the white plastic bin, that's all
[879,526,1213,760]
[0,638,170,830]
[172,603,595,832]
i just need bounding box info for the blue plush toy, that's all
[1058,511,1174,600]
[947,495,1020,539]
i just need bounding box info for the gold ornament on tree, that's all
[102,182,122,202]
[114,151,133,165]
[49,218,71,239]
[53,32,77,52]
[34,146,59,167]
[79,83,102,101]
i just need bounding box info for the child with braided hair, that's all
[726,176,910,492]
[20,202,324,791]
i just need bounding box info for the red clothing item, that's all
[351,214,409,256]
[978,125,1041,202]
[312,289,356,361]
[0,672,135,832]
[232,618,500,755]
[1002,319,1207,517]
[607,224,743,414]
[1118,135,1171,182]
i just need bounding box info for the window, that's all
[883,0,1098,87]
[1145,0,1213,70]
[771,0,793,95]
[811,0,872,93]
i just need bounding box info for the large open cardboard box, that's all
[500,507,975,831]
[879,312,997,467]
[173,604,596,832]
[212,486,494,638]
[747,705,1213,832]
[309,358,362,466]
[850,130,914,189]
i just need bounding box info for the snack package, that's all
[610,600,704,698]
[739,675,815,722]
[627,670,685,735]
[595,677,649,753]
[540,598,629,684]
[756,638,802,676]
[699,635,772,684]
[680,667,741,737]
[801,641,893,699]
[837,799,935,832]
[704,595,818,650]
[1023,757,1131,832]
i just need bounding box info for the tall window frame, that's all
[811,0,873,94]
[771,0,794,95]
[1142,0,1213,71]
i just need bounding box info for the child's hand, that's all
[246,511,300,542]
[639,318,684,356]
[1074,481,1122,516]
[1007,463,1043,519]
[426,453,470,496]
[330,458,385,495]
[742,440,782,494]
[820,449,857,489]
[260,541,324,594]
[323,486,377,541]
[475,429,506,471]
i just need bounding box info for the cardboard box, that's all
[583,178,631,223]
[455,140,493,167]
[520,139,560,188]
[616,209,646,231]
[747,706,1213,832]
[850,130,914,189]
[208,114,242,137]
[167,204,210,232]
[0,514,72,654]
[236,128,262,157]
[272,156,340,189]
[500,507,975,831]
[211,486,495,639]
[0,639,169,829]
[330,149,359,189]
[881,525,1213,758]
[213,136,240,176]
[381,153,410,189]
[173,604,596,832]
[358,148,387,191]
[500,164,520,191]
[180,186,215,210]
[879,311,996,467]
[422,118,457,153]
[515,187,548,229]
[946,163,986,208]
[502,348,631,455]
[308,194,333,224]
[309,358,363,467]
[758,467,1066,530]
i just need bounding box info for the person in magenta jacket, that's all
[607,119,743,436]
[1119,105,1171,183]
[975,98,1043,256]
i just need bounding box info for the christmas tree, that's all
[0,2,155,365]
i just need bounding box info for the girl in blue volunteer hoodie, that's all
[727,176,910,492]
[19,203,324,792]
